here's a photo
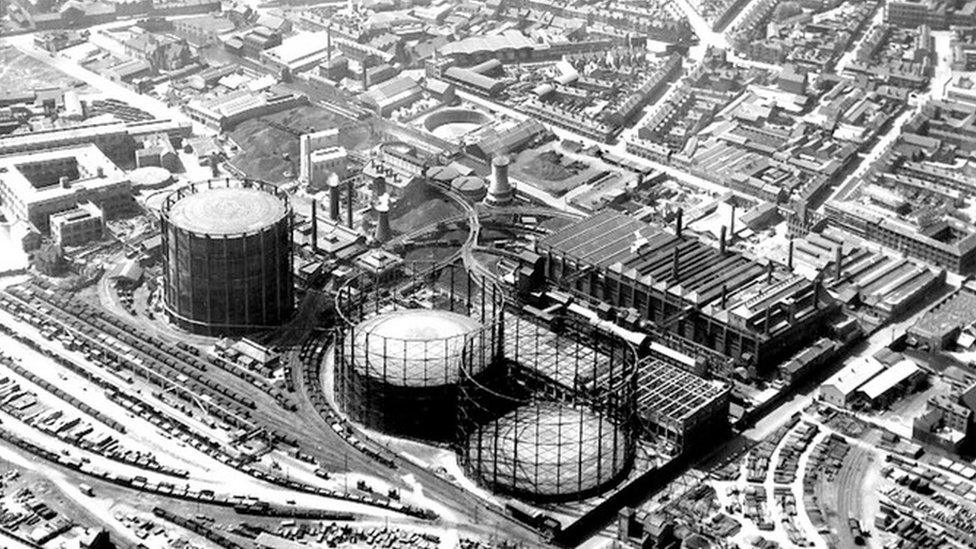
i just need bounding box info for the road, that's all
[931,30,955,101]
[670,0,730,50]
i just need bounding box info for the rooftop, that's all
[0,144,127,206]
[262,31,330,65]
[438,30,535,58]
[858,359,921,400]
[166,187,287,235]
[823,357,886,397]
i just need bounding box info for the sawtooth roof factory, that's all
[536,210,837,378]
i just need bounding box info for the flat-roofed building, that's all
[260,31,331,74]
[826,199,976,275]
[0,144,132,231]
[885,0,949,29]
[308,146,348,187]
[299,127,340,183]
[50,202,104,247]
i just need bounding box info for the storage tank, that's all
[458,319,637,501]
[334,265,504,441]
[161,178,293,336]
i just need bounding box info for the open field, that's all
[0,46,85,95]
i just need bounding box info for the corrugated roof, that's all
[438,30,534,57]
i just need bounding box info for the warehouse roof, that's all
[362,76,421,108]
[858,359,921,400]
[438,30,534,57]
[538,210,769,309]
[472,118,547,159]
[443,67,504,94]
[823,357,885,398]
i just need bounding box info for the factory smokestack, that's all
[766,261,774,284]
[327,27,332,62]
[310,199,318,251]
[729,204,736,237]
[675,208,683,238]
[834,245,843,281]
[672,247,680,281]
[719,225,727,255]
[347,180,354,228]
[328,173,341,221]
[485,155,514,206]
[374,195,391,243]
[788,239,794,270]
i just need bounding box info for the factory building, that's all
[50,202,104,247]
[826,200,976,274]
[820,357,886,408]
[184,88,308,131]
[307,147,348,188]
[885,0,951,29]
[359,76,422,117]
[0,119,191,159]
[822,356,924,409]
[0,144,132,232]
[299,128,340,184]
[792,227,945,321]
[536,211,835,375]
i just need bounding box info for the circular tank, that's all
[464,401,629,499]
[129,166,173,190]
[351,310,485,385]
[423,108,490,140]
[161,178,293,336]
[457,319,637,501]
[336,308,493,440]
[451,176,487,202]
